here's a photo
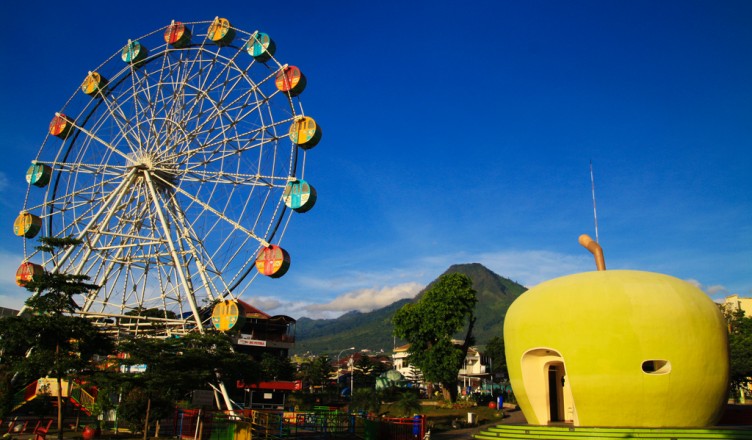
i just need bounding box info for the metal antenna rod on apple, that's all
[590,160,600,243]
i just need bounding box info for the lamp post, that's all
[337,346,355,364]
[337,347,355,393]
[349,357,354,397]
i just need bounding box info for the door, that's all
[548,363,565,423]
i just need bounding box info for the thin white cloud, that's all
[685,278,702,289]
[244,296,283,312]
[307,282,423,313]
[706,285,728,295]
[295,268,429,293]
[243,282,423,320]
[685,279,730,300]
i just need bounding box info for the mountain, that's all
[293,263,527,356]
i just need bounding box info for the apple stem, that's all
[579,234,606,271]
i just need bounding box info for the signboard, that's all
[236,338,266,347]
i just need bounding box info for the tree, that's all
[353,355,389,390]
[724,307,752,401]
[391,391,422,417]
[392,273,477,402]
[260,353,296,381]
[349,388,381,415]
[296,355,333,393]
[0,237,114,440]
[484,336,508,382]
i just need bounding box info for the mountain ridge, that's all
[293,263,527,356]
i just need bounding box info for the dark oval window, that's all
[642,360,671,374]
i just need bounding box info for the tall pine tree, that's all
[0,237,113,439]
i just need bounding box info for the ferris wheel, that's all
[13,18,321,334]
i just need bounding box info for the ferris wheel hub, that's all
[127,150,179,187]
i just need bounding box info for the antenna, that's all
[590,160,600,243]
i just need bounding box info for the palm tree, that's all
[392,392,422,417]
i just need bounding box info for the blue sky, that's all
[0,0,750,319]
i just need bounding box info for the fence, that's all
[171,409,425,440]
[358,416,425,440]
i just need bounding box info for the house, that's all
[723,294,752,318]
[459,347,491,392]
[391,342,490,393]
[392,344,423,384]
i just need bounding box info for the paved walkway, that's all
[431,409,527,439]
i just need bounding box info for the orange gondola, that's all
[16,262,44,287]
[164,21,192,48]
[275,66,306,97]
[49,113,74,139]
[255,245,290,278]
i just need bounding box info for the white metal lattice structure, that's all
[16,19,320,335]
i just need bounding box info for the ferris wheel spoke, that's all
[222,66,282,114]
[173,126,294,177]
[179,169,287,187]
[154,172,268,246]
[22,170,124,219]
[189,44,246,103]
[95,87,145,155]
[125,66,155,150]
[140,68,195,156]
[166,193,230,301]
[191,76,288,140]
[66,117,133,163]
[44,168,139,274]
[80,244,127,313]
[39,160,126,178]
[170,66,286,156]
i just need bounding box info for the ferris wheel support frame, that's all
[142,170,203,329]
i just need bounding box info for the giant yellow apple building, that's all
[504,237,729,428]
